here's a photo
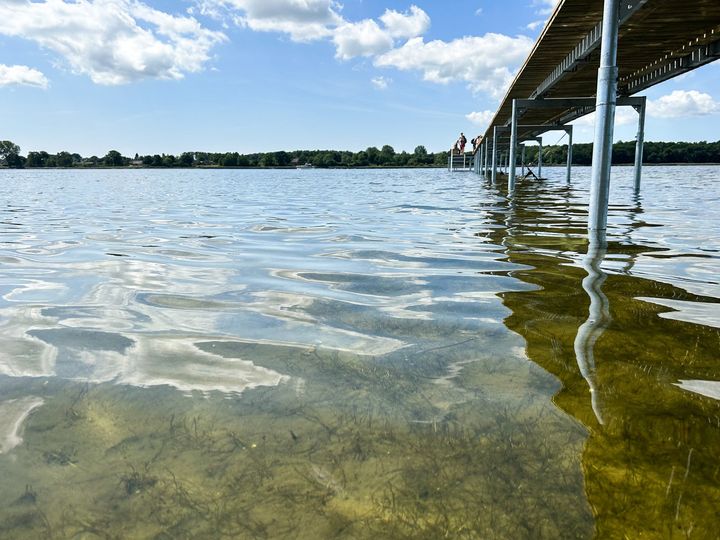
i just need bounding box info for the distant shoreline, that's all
[2,140,718,169]
[2,162,719,171]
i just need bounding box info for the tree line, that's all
[522,140,720,165]
[0,141,445,169]
[1,139,719,169]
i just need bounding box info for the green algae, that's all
[0,335,592,539]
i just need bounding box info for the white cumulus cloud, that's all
[194,0,343,42]
[374,34,533,98]
[0,64,49,89]
[526,20,545,31]
[574,90,720,129]
[647,90,720,118]
[334,19,394,60]
[532,0,560,16]
[0,0,227,85]
[195,1,431,60]
[379,6,430,39]
[466,110,495,127]
[573,106,638,128]
[333,5,430,60]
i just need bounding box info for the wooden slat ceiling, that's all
[483,0,720,142]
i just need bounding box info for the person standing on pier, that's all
[458,133,467,154]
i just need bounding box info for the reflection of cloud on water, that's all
[0,229,523,394]
[635,297,720,329]
[0,397,44,454]
[2,279,69,304]
[76,259,238,297]
[674,379,720,401]
[629,256,720,299]
[120,337,289,394]
[0,327,289,395]
[0,310,57,377]
[0,271,406,394]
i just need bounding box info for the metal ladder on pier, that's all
[447,153,474,172]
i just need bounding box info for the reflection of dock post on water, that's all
[457,0,719,226]
[572,192,645,421]
[573,230,610,425]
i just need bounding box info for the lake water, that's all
[0,166,718,538]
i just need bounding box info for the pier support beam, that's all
[483,139,489,178]
[566,125,574,183]
[536,137,543,178]
[479,144,484,174]
[508,99,519,191]
[633,98,646,192]
[521,144,526,177]
[491,128,498,183]
[481,141,486,175]
[589,0,620,231]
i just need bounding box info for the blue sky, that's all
[0,0,718,157]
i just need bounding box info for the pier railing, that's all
[447,153,473,172]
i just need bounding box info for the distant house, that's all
[130,160,143,167]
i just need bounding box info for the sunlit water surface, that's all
[0,167,718,538]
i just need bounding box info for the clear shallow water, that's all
[0,166,718,538]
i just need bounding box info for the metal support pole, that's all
[480,142,485,176]
[589,0,620,231]
[491,128,498,183]
[481,142,486,175]
[566,126,574,183]
[484,139,489,178]
[537,137,543,178]
[521,145,526,177]
[633,100,646,192]
[508,99,519,191]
